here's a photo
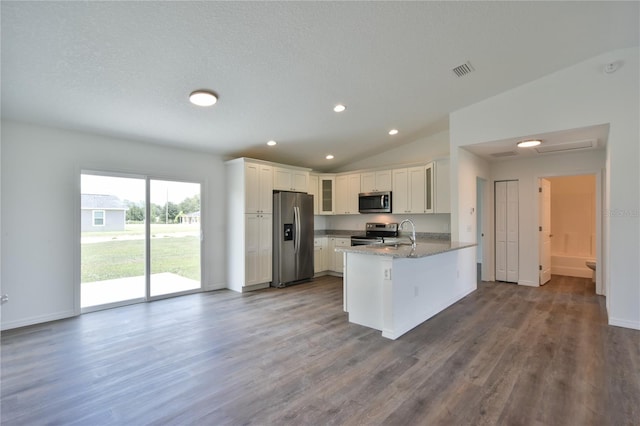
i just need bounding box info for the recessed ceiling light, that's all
[388,129,399,136]
[517,139,542,148]
[189,90,218,107]
[267,140,277,146]
[333,104,346,113]
[326,154,334,160]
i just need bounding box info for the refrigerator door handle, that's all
[293,206,300,254]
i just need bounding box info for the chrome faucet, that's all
[399,219,417,248]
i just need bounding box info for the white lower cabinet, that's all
[245,213,272,286]
[314,237,327,274]
[331,237,350,273]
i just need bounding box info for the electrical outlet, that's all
[414,287,419,297]
[384,268,391,280]
[1,294,8,303]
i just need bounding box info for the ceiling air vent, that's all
[535,139,597,154]
[452,61,475,77]
[490,151,517,158]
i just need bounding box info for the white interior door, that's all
[495,180,519,283]
[495,181,507,281]
[539,178,552,285]
[506,181,519,283]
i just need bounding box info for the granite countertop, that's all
[334,239,476,259]
[314,229,451,240]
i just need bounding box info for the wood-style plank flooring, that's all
[2,275,639,425]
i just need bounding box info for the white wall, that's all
[1,120,227,330]
[450,47,639,329]
[490,150,605,287]
[548,175,596,257]
[324,130,452,235]
[332,130,450,172]
[325,213,450,234]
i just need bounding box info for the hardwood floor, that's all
[2,275,639,425]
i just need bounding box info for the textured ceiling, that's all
[1,1,638,171]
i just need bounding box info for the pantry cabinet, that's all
[245,162,273,214]
[226,158,278,292]
[245,213,272,286]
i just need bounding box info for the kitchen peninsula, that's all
[336,240,476,340]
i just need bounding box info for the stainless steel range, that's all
[350,222,399,246]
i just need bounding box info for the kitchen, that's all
[1,2,639,424]
[3,1,636,335]
[227,154,478,339]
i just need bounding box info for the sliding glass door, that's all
[81,174,146,309]
[149,179,201,297]
[81,172,202,311]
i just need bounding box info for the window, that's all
[93,210,105,226]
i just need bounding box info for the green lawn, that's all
[82,224,199,238]
[81,236,200,282]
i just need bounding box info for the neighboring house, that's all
[180,211,200,225]
[81,194,128,232]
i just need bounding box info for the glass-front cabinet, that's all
[319,176,335,215]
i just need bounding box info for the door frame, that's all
[77,169,205,314]
[536,170,603,295]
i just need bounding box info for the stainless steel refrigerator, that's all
[272,191,314,287]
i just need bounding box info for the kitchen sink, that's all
[382,242,414,248]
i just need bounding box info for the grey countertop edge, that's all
[314,230,451,240]
[334,241,477,259]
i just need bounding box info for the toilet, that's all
[585,261,596,283]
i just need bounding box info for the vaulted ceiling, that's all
[2,1,638,171]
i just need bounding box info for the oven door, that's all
[350,237,383,246]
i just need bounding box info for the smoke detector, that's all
[604,62,620,74]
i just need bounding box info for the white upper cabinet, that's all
[245,162,273,214]
[360,170,392,193]
[424,159,450,214]
[434,158,450,214]
[424,162,435,214]
[392,166,426,214]
[319,176,335,215]
[308,174,319,215]
[335,173,360,215]
[273,167,308,192]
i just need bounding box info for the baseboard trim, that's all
[1,309,76,331]
[518,280,539,287]
[609,317,640,330]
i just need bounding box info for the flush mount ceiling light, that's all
[517,139,542,148]
[388,129,399,136]
[333,104,346,113]
[267,140,277,146]
[189,90,218,107]
[326,154,334,160]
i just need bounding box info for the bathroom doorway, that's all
[538,174,600,294]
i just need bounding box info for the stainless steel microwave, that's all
[358,191,392,213]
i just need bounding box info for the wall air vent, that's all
[535,139,596,154]
[452,61,475,77]
[490,151,518,158]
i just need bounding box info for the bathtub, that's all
[551,254,595,279]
